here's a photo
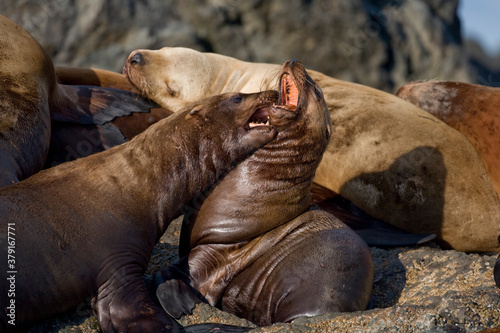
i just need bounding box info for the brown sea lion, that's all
[0,14,52,186]
[396,80,500,198]
[124,47,500,253]
[0,90,279,332]
[154,61,373,326]
[0,14,168,175]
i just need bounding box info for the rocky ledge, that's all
[29,217,500,333]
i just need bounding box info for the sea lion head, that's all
[179,89,280,163]
[123,47,215,112]
[271,59,332,148]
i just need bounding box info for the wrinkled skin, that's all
[155,61,373,326]
[0,91,279,332]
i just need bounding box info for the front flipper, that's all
[47,85,171,166]
[55,66,139,93]
[154,262,206,319]
[310,183,435,247]
[95,268,181,333]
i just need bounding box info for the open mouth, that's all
[280,73,299,111]
[248,106,271,128]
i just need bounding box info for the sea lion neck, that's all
[206,53,279,94]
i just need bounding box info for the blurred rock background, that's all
[2,0,498,92]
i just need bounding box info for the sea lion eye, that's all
[232,95,242,103]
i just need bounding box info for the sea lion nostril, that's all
[130,52,144,65]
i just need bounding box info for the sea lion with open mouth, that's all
[0,90,279,333]
[154,60,373,326]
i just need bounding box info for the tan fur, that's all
[124,47,500,252]
[397,80,500,199]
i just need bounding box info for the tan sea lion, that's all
[154,61,373,326]
[0,90,279,332]
[123,47,500,252]
[396,80,500,197]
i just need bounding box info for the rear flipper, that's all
[310,183,435,247]
[154,265,254,332]
[154,262,206,319]
[221,209,374,326]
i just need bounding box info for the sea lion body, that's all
[396,80,500,197]
[155,61,373,326]
[125,47,500,252]
[0,91,279,332]
[0,15,53,186]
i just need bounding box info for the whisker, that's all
[259,65,281,92]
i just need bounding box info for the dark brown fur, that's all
[0,91,278,332]
[155,61,373,326]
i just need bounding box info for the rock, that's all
[29,218,500,333]
[0,0,471,92]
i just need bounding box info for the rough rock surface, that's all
[1,0,471,92]
[28,218,500,333]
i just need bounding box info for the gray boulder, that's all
[1,0,471,92]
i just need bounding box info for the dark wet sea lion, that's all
[396,80,500,198]
[0,90,279,332]
[154,60,373,326]
[124,47,500,252]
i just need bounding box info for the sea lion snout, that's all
[129,52,145,66]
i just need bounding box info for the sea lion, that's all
[154,61,373,326]
[0,14,168,174]
[124,47,500,253]
[0,14,52,186]
[123,47,281,112]
[396,80,500,197]
[0,90,279,332]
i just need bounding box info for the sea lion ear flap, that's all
[189,105,204,116]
